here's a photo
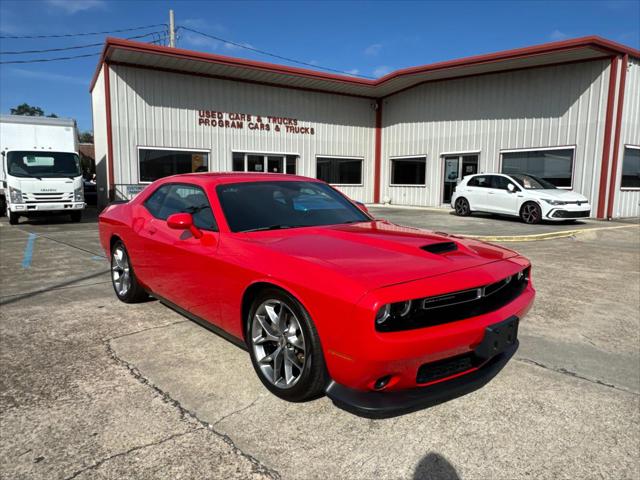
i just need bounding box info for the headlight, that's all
[542,199,566,206]
[74,186,84,202]
[9,187,23,204]
[375,300,413,325]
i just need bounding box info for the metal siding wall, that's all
[91,68,109,208]
[613,57,640,217]
[108,65,375,202]
[381,60,611,207]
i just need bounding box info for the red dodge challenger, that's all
[99,173,534,418]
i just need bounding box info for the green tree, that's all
[79,131,94,143]
[10,103,45,116]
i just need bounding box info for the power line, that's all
[0,23,167,39]
[0,31,167,55]
[0,52,101,64]
[178,26,373,79]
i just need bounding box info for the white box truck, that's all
[0,115,85,224]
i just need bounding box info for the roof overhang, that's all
[89,36,640,98]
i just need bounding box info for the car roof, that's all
[160,172,322,185]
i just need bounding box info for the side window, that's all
[143,184,217,231]
[468,175,490,188]
[491,176,511,190]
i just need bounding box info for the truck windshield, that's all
[6,151,81,178]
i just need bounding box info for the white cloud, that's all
[373,65,390,77]
[548,29,569,41]
[364,43,382,56]
[181,18,226,33]
[182,31,220,51]
[308,60,320,66]
[46,0,106,14]
[223,41,254,52]
[9,68,89,85]
[345,68,360,76]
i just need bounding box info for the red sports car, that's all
[99,173,534,418]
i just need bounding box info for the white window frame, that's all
[137,146,211,184]
[231,150,299,175]
[389,155,427,187]
[499,145,576,190]
[620,145,640,191]
[315,154,365,186]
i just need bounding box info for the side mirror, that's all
[167,212,203,239]
[355,201,369,214]
[507,183,516,193]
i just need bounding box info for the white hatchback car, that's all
[451,173,591,224]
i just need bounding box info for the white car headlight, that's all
[542,199,566,206]
[9,187,23,204]
[74,186,84,202]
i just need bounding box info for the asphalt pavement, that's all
[1,207,638,479]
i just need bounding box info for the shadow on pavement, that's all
[413,452,460,480]
[15,207,99,225]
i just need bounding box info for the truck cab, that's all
[0,115,86,225]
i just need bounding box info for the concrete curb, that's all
[463,224,639,242]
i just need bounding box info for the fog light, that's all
[374,375,391,390]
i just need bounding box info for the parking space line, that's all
[21,233,36,269]
[463,224,639,242]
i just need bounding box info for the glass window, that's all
[490,175,517,190]
[391,157,426,185]
[286,155,297,175]
[621,147,640,189]
[467,175,490,188]
[139,149,208,182]
[232,152,244,172]
[316,157,363,184]
[144,183,217,230]
[216,181,369,232]
[501,148,573,187]
[7,151,81,178]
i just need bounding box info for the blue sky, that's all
[1,0,638,132]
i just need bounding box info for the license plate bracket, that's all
[474,316,519,360]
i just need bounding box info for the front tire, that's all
[247,288,328,402]
[110,240,148,303]
[454,197,471,216]
[8,211,19,225]
[520,202,542,224]
[70,211,82,222]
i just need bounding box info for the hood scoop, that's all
[421,242,458,254]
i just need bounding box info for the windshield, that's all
[510,174,557,190]
[217,181,370,232]
[7,151,81,178]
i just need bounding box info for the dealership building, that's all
[90,36,639,218]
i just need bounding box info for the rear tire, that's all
[110,240,148,303]
[247,288,328,402]
[454,197,471,216]
[70,211,82,223]
[520,202,542,224]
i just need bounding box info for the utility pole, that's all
[169,9,175,47]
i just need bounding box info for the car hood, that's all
[240,221,519,289]
[533,189,589,202]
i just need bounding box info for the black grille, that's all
[416,353,482,384]
[421,242,458,254]
[552,209,590,218]
[376,268,530,332]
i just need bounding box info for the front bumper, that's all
[326,334,519,419]
[10,202,85,213]
[543,203,591,220]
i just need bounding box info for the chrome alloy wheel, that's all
[455,198,469,215]
[521,203,540,224]
[251,299,306,389]
[111,246,131,297]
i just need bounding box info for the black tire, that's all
[70,211,82,222]
[110,240,148,303]
[246,288,328,402]
[454,197,471,216]
[8,211,19,225]
[520,202,542,224]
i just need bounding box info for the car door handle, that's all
[147,226,157,235]
[487,191,495,194]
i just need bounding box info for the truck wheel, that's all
[8,211,19,225]
[70,211,82,222]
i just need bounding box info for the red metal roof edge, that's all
[89,35,640,95]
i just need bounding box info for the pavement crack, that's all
[105,340,280,479]
[516,358,638,395]
[212,396,263,428]
[105,319,189,341]
[63,428,202,480]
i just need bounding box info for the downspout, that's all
[596,56,619,219]
[373,99,382,204]
[606,54,628,219]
